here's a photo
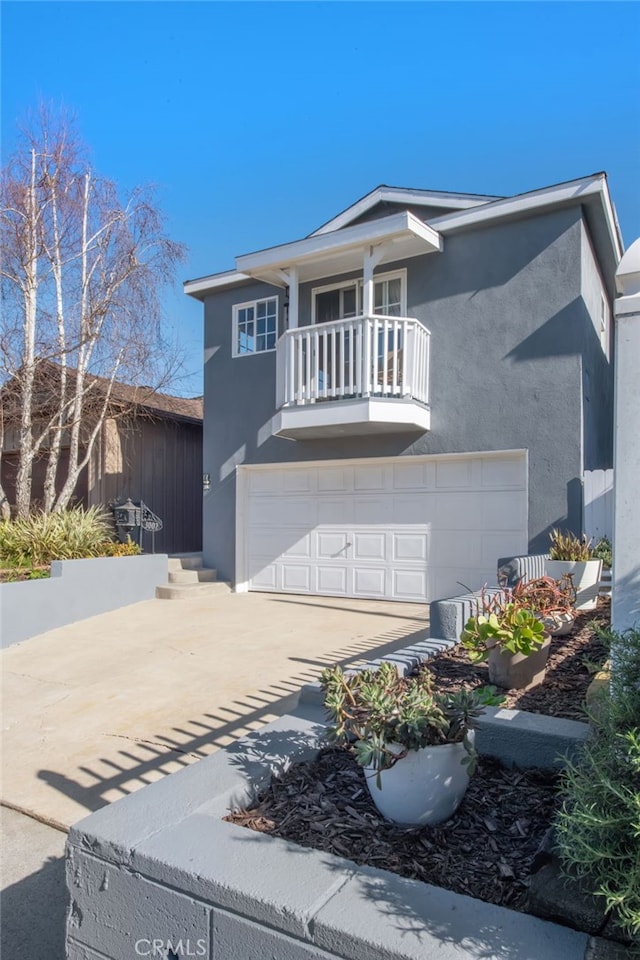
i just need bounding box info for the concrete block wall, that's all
[0,554,168,647]
[67,690,592,960]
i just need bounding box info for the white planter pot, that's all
[364,734,473,827]
[544,559,603,611]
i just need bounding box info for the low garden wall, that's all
[0,554,168,648]
[66,643,594,960]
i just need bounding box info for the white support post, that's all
[612,238,640,632]
[286,266,299,330]
[362,244,386,316]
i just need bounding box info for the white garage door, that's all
[239,452,528,603]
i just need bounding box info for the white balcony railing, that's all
[276,315,430,409]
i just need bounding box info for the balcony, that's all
[272,315,431,440]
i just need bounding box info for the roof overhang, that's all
[184,269,252,301]
[235,211,443,287]
[430,173,623,291]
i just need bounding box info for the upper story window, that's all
[312,269,407,324]
[233,297,278,357]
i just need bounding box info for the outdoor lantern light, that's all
[114,497,141,530]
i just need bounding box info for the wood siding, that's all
[91,417,203,555]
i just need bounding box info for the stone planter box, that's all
[0,554,168,648]
[66,681,593,959]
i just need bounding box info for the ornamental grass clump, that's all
[555,626,640,945]
[549,529,594,562]
[0,506,114,567]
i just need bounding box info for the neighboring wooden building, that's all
[1,368,203,555]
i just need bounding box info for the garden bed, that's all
[226,748,559,912]
[428,598,610,720]
[226,603,611,921]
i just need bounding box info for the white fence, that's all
[276,315,431,408]
[584,469,614,540]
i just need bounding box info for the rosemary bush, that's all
[555,626,640,944]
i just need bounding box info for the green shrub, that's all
[593,536,613,569]
[97,536,142,557]
[555,626,640,944]
[0,506,113,566]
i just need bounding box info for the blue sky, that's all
[2,1,639,396]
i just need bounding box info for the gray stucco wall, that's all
[579,220,614,471]
[0,555,168,647]
[203,206,611,582]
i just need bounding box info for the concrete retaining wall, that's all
[0,554,168,648]
[67,679,592,960]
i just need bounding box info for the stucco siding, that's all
[579,220,614,471]
[203,207,593,582]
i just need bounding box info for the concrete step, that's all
[168,569,218,584]
[155,581,232,600]
[168,553,204,572]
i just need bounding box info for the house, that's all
[185,174,622,603]
[1,364,203,555]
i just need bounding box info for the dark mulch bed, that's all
[226,602,612,913]
[226,747,559,911]
[425,597,611,720]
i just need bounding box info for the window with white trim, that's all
[312,270,407,324]
[233,297,278,356]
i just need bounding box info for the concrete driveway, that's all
[1,591,428,829]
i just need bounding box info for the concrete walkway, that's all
[1,591,428,829]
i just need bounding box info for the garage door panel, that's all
[435,460,473,489]
[481,457,526,489]
[317,532,349,560]
[392,496,427,524]
[354,466,386,491]
[352,533,386,560]
[354,498,388,524]
[242,453,527,603]
[249,529,311,559]
[249,496,316,527]
[481,491,527,530]
[318,499,352,524]
[393,462,426,490]
[429,530,482,567]
[282,565,311,592]
[353,568,386,597]
[317,566,348,594]
[428,494,479,530]
[318,468,351,492]
[394,569,428,601]
[393,533,427,561]
[250,562,278,589]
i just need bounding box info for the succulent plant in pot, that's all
[460,590,550,690]
[511,574,577,636]
[320,661,498,827]
[545,529,603,611]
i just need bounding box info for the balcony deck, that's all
[273,315,431,439]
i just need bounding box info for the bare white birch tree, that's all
[0,106,186,515]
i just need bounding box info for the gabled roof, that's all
[184,173,623,300]
[309,185,503,236]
